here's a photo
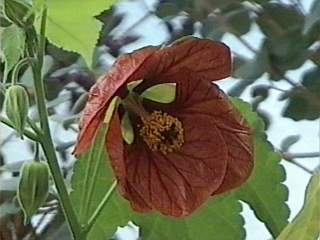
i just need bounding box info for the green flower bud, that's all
[3,0,35,29]
[4,85,30,137]
[18,161,49,224]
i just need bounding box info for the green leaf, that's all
[231,98,290,238]
[142,84,176,103]
[277,173,320,240]
[201,3,251,39]
[3,0,35,28]
[0,24,25,81]
[257,3,304,39]
[283,67,320,121]
[155,2,180,18]
[133,194,245,240]
[70,125,131,240]
[223,3,251,36]
[304,0,320,34]
[36,0,116,67]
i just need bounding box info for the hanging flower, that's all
[74,37,253,218]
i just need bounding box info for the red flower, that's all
[74,37,253,217]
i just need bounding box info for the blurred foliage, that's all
[0,0,320,239]
[278,172,320,240]
[282,67,320,120]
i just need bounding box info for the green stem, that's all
[84,180,117,234]
[34,142,40,162]
[11,58,30,85]
[30,8,82,240]
[0,116,39,141]
[27,117,43,136]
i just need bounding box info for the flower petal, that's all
[122,115,228,217]
[74,47,158,154]
[142,70,253,195]
[106,112,153,212]
[134,37,232,93]
[75,38,231,155]
[172,72,254,195]
[162,37,231,80]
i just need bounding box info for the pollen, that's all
[139,111,184,154]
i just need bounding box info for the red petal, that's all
[141,70,253,197]
[134,37,232,93]
[122,115,228,217]
[108,74,254,218]
[162,37,231,80]
[106,112,153,212]
[75,38,231,155]
[172,72,254,195]
[74,47,158,154]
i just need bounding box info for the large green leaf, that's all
[133,194,245,240]
[231,98,290,238]
[0,24,25,81]
[70,125,131,240]
[35,0,116,67]
[277,172,320,240]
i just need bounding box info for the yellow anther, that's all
[139,111,184,154]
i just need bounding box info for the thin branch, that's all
[237,36,258,54]
[281,152,314,174]
[0,132,15,147]
[27,117,43,136]
[284,152,320,159]
[0,116,39,141]
[267,85,288,93]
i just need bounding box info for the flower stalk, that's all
[28,8,82,240]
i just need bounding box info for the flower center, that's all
[139,111,184,154]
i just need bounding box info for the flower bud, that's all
[4,85,30,137]
[3,0,35,29]
[18,161,49,224]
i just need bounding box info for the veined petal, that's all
[142,70,253,196]
[122,115,228,217]
[172,71,254,195]
[134,37,231,93]
[75,38,231,154]
[106,71,252,217]
[74,47,158,154]
[106,112,153,212]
